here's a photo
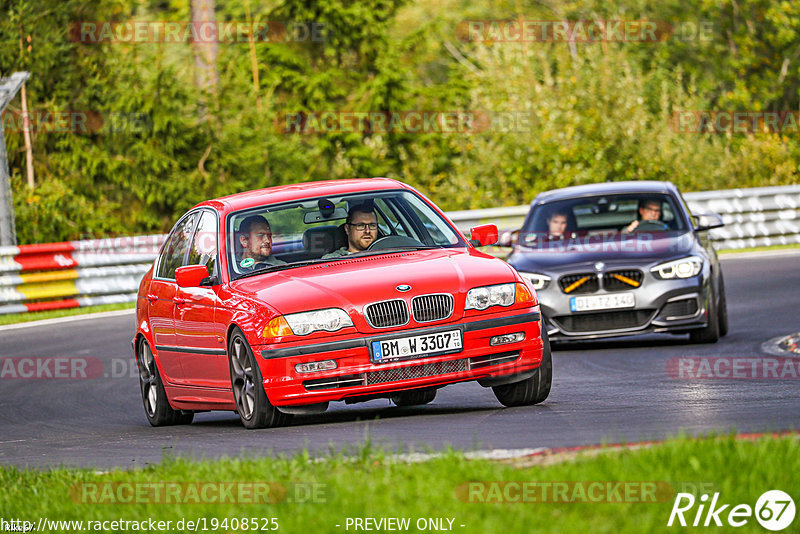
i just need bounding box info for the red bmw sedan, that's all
[133,178,550,428]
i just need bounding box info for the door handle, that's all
[146,294,158,303]
[173,296,187,306]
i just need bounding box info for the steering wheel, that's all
[634,220,669,232]
[367,235,426,251]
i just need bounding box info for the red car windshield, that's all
[226,189,465,279]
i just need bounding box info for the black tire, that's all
[391,388,437,407]
[137,338,194,426]
[690,282,720,344]
[492,323,552,407]
[717,274,729,337]
[228,328,292,429]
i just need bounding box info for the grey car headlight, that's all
[284,308,354,336]
[651,256,703,279]
[519,272,551,290]
[465,283,516,310]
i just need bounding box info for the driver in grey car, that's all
[623,198,662,233]
[322,204,378,258]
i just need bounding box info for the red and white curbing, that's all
[0,235,164,315]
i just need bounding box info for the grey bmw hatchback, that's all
[506,181,728,343]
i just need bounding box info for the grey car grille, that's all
[553,309,654,332]
[411,294,454,323]
[657,298,699,319]
[559,273,599,294]
[604,269,644,291]
[365,299,409,328]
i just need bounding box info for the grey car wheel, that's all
[228,328,292,429]
[137,339,193,426]
[690,281,721,344]
[492,323,552,407]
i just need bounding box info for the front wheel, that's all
[229,328,292,429]
[717,274,729,337]
[137,339,193,426]
[492,323,552,407]
[690,282,720,344]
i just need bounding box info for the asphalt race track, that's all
[1,252,798,469]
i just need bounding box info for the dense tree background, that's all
[1,0,798,243]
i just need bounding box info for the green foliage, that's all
[0,0,798,244]
[1,434,799,534]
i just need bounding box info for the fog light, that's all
[490,332,525,346]
[295,360,337,374]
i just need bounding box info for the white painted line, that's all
[720,248,800,260]
[0,308,135,332]
[389,448,550,464]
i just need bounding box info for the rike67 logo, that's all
[668,490,795,531]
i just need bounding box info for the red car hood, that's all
[230,248,517,318]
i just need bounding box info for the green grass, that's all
[0,302,134,326]
[1,434,797,533]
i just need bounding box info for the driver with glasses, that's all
[322,203,379,258]
[623,198,662,233]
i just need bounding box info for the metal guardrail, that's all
[0,185,798,315]
[448,184,800,250]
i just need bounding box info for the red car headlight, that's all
[263,308,354,338]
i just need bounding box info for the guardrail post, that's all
[0,72,31,246]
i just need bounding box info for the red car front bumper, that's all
[255,309,544,406]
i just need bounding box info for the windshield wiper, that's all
[237,258,334,279]
[356,245,442,256]
[236,246,443,279]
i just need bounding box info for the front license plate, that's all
[371,330,463,364]
[570,293,635,312]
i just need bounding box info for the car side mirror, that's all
[497,229,519,248]
[469,224,499,247]
[694,213,724,231]
[175,265,211,288]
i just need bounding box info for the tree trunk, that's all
[191,0,219,104]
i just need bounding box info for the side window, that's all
[156,212,199,280]
[187,211,218,275]
[373,198,411,237]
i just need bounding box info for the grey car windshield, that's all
[523,193,687,242]
[227,189,464,279]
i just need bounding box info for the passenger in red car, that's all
[238,215,285,270]
[323,204,378,258]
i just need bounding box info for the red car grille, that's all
[302,352,520,391]
[366,359,467,385]
[364,299,409,328]
[411,294,454,323]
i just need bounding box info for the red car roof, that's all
[195,178,408,213]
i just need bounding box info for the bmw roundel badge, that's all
[396,284,411,292]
